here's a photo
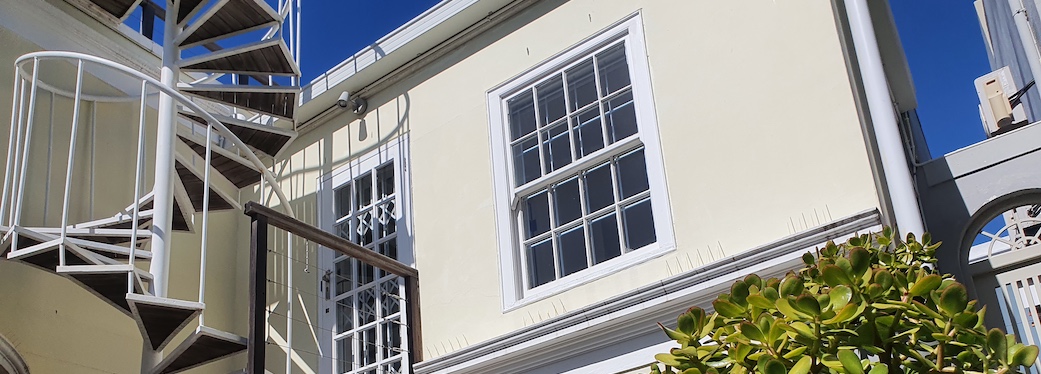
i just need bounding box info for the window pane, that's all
[376,164,394,198]
[597,44,631,96]
[381,279,400,317]
[334,221,350,241]
[559,226,587,276]
[537,76,566,125]
[377,240,397,278]
[336,296,353,333]
[542,121,572,173]
[585,163,614,213]
[508,91,536,141]
[572,107,604,157]
[377,201,396,239]
[382,361,402,374]
[355,172,373,209]
[623,199,656,250]
[604,90,638,143]
[335,259,352,295]
[512,136,541,186]
[591,213,621,264]
[335,184,351,218]
[381,320,401,360]
[524,190,551,238]
[528,239,555,287]
[567,59,597,111]
[358,287,377,325]
[356,209,373,246]
[360,327,377,365]
[617,148,649,199]
[337,338,353,374]
[357,261,375,287]
[553,177,582,226]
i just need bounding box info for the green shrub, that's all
[649,228,1039,374]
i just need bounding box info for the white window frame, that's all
[488,13,674,310]
[316,136,414,374]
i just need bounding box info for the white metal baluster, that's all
[128,80,148,294]
[1,72,23,227]
[12,58,41,251]
[58,59,86,266]
[287,229,294,374]
[199,123,213,327]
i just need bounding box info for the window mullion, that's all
[547,185,561,281]
[560,72,579,165]
[532,87,548,177]
[591,55,610,147]
[579,174,593,268]
[610,157,626,253]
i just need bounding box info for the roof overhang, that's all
[297,0,517,124]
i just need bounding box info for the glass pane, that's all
[335,259,352,295]
[591,213,621,264]
[623,199,657,250]
[512,136,541,186]
[334,221,350,241]
[524,190,551,238]
[377,240,398,278]
[376,164,394,198]
[617,148,649,199]
[357,261,375,287]
[536,76,566,125]
[377,201,396,239]
[584,163,614,213]
[337,338,353,374]
[604,90,638,143]
[356,209,373,246]
[335,184,351,218]
[355,172,373,209]
[553,177,582,226]
[508,91,536,141]
[358,287,378,325]
[597,43,631,96]
[382,320,401,360]
[381,280,400,317]
[567,59,598,112]
[558,226,587,276]
[382,361,402,374]
[360,327,377,366]
[528,239,555,288]
[336,296,353,333]
[572,107,604,157]
[542,121,572,173]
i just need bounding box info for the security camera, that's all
[337,91,351,108]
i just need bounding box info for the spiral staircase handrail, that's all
[14,51,295,218]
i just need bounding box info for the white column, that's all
[844,0,926,236]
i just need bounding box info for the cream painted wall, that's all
[276,0,881,365]
[0,24,244,373]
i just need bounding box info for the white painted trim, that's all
[487,13,675,310]
[414,210,881,374]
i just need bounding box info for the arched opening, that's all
[0,334,28,374]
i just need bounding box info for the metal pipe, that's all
[143,2,181,369]
[844,0,926,235]
[199,124,212,327]
[1009,0,1041,113]
[89,101,96,218]
[13,58,41,251]
[2,72,23,227]
[43,92,53,225]
[286,231,294,374]
[128,80,148,294]
[58,60,85,267]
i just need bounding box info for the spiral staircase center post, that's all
[144,0,182,370]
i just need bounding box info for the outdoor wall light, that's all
[336,91,368,115]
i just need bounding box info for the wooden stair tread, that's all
[174,161,237,211]
[177,135,262,188]
[179,0,279,48]
[57,265,145,315]
[80,0,140,20]
[153,326,248,374]
[178,110,295,158]
[180,39,297,76]
[181,86,296,120]
[127,294,204,351]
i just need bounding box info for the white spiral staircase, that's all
[1,0,299,372]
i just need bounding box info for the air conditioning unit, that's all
[975,66,1026,137]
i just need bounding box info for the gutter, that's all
[839,0,926,236]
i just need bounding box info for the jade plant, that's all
[650,228,1039,374]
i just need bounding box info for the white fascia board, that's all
[297,0,515,122]
[414,210,882,374]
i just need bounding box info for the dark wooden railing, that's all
[243,201,423,373]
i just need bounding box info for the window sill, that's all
[502,240,676,312]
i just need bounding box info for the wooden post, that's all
[405,276,423,364]
[247,215,268,373]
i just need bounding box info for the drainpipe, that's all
[843,0,926,236]
[1010,0,1041,108]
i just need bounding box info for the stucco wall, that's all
[274,0,880,365]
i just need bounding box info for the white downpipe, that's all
[58,60,84,266]
[1009,0,1041,92]
[844,0,926,236]
[144,2,181,370]
[2,72,23,227]
[199,124,212,327]
[128,80,148,294]
[13,58,41,251]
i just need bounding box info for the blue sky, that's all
[301,1,991,159]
